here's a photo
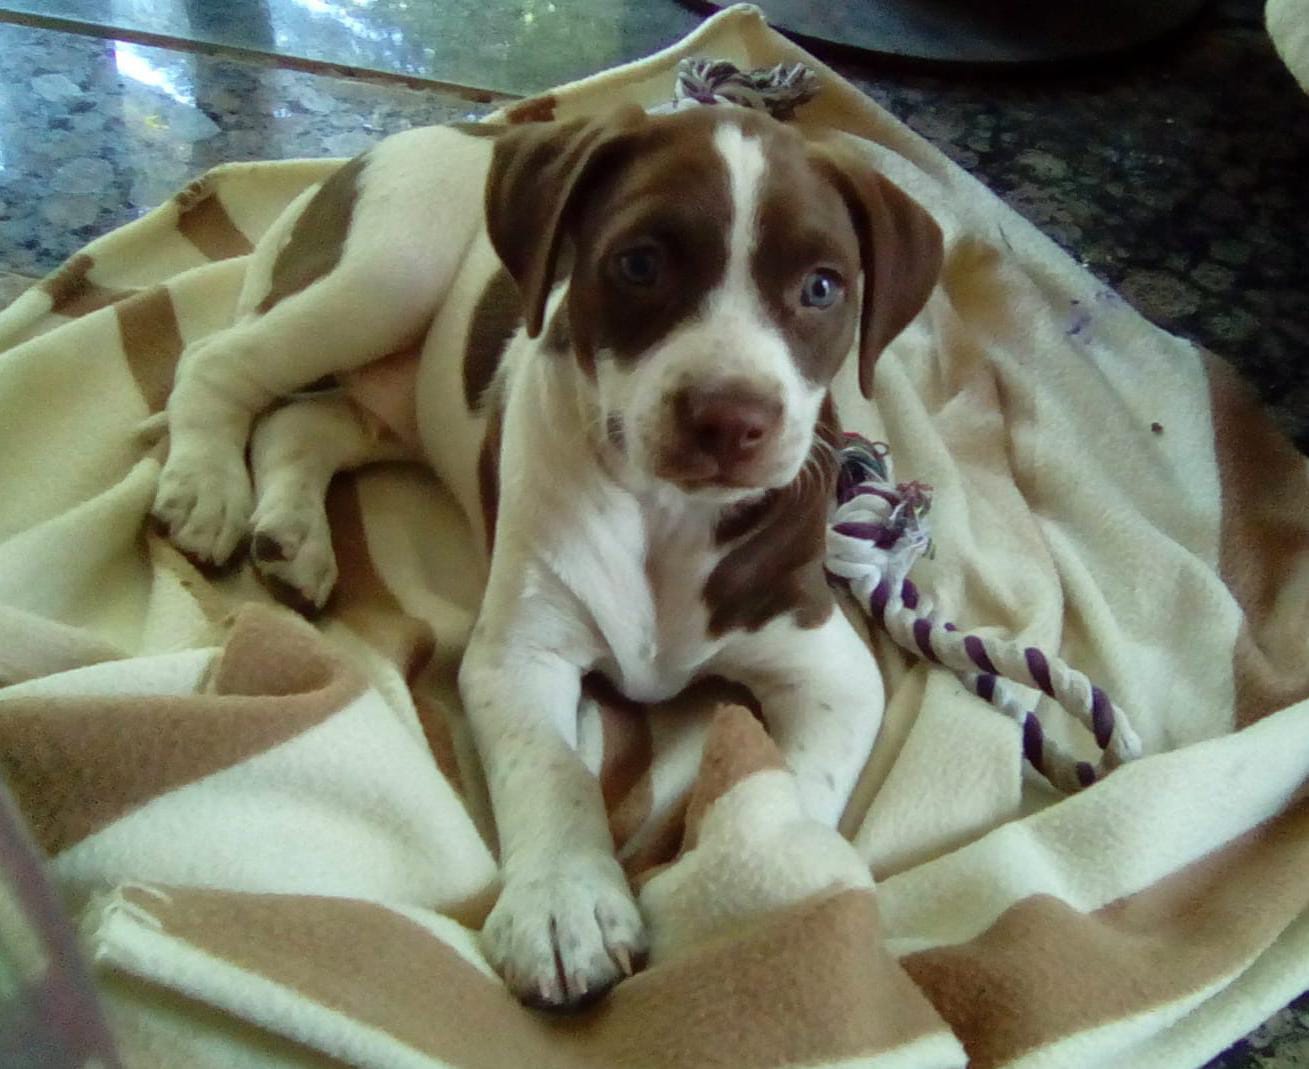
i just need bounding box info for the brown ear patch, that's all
[462,267,521,411]
[564,108,733,372]
[477,405,504,554]
[817,148,943,397]
[484,107,648,340]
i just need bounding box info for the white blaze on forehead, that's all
[712,121,767,283]
[594,117,824,492]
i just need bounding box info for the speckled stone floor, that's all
[0,1,1306,1065]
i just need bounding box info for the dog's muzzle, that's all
[657,381,785,489]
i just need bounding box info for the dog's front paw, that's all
[250,497,337,612]
[152,446,253,565]
[483,855,647,1012]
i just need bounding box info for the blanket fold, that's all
[1,5,1307,1067]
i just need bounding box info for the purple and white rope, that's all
[826,435,1143,793]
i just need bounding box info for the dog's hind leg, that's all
[153,126,493,565]
[248,392,415,610]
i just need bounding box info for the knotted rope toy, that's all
[651,58,821,119]
[826,435,1144,792]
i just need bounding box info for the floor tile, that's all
[0,21,490,278]
[0,0,704,98]
[843,10,1309,442]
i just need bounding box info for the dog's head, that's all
[486,105,942,499]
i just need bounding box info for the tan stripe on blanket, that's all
[174,181,255,262]
[681,703,783,853]
[125,884,944,1068]
[326,476,436,681]
[902,790,1309,1069]
[40,253,135,317]
[1208,355,1309,726]
[0,606,366,854]
[115,286,183,414]
[591,676,656,852]
[411,689,465,797]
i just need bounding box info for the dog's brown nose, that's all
[676,385,783,468]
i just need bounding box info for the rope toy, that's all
[826,434,1144,792]
[651,58,821,119]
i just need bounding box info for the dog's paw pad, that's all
[152,450,253,566]
[250,501,337,610]
[483,859,647,1012]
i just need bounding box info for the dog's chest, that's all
[551,489,723,704]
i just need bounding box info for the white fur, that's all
[152,116,886,1009]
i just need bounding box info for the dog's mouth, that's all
[651,447,798,495]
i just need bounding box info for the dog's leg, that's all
[716,610,886,826]
[154,128,491,564]
[154,266,440,564]
[247,394,414,609]
[460,618,647,1010]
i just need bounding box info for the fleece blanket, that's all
[1,5,1307,1067]
[1268,0,1309,93]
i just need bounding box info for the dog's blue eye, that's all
[616,247,661,286]
[801,270,842,308]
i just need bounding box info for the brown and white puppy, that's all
[150,104,942,1010]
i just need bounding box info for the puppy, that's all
[151,104,942,1009]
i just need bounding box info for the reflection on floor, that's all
[0,0,702,96]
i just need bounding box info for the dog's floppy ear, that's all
[818,146,943,397]
[485,106,646,338]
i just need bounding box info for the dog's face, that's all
[487,106,942,499]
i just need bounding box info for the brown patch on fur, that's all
[751,128,862,386]
[505,95,556,124]
[566,109,732,370]
[478,404,504,553]
[463,267,521,411]
[485,110,636,339]
[257,154,368,314]
[702,395,840,636]
[40,254,133,317]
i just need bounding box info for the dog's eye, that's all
[800,270,843,309]
[615,246,662,287]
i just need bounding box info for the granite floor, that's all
[0,1,1306,1065]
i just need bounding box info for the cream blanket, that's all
[1268,0,1309,93]
[1,6,1307,1067]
